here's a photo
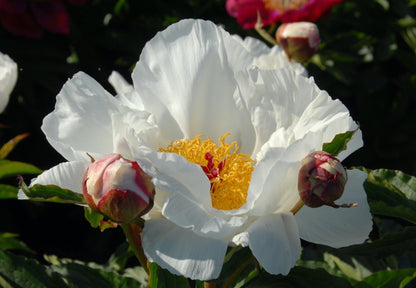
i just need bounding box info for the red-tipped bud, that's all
[275,22,320,63]
[82,153,155,223]
[298,151,347,208]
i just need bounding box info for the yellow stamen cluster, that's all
[263,0,309,11]
[159,134,255,211]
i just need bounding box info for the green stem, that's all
[222,257,254,288]
[224,246,242,264]
[290,199,304,215]
[120,222,149,275]
[254,11,278,46]
[203,282,216,288]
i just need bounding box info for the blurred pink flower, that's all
[0,0,86,38]
[226,0,343,29]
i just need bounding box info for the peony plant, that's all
[19,19,372,282]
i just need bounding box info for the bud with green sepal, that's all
[82,153,155,223]
[298,151,357,208]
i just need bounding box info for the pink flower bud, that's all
[82,153,155,223]
[275,22,320,62]
[298,151,347,208]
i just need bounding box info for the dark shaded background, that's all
[0,0,415,264]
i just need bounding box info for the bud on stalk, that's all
[298,151,351,208]
[275,22,320,63]
[82,153,155,223]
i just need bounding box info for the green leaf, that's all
[341,226,416,259]
[148,262,189,288]
[48,258,142,288]
[20,180,85,204]
[322,128,359,156]
[243,266,353,288]
[323,253,362,281]
[363,169,416,224]
[84,206,104,228]
[0,160,42,179]
[114,0,129,15]
[0,133,29,160]
[354,269,416,288]
[375,0,389,10]
[106,242,135,271]
[0,184,17,199]
[123,266,148,287]
[297,259,346,279]
[0,250,68,288]
[370,169,416,201]
[83,207,118,231]
[0,233,34,254]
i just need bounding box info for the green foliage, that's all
[242,266,353,288]
[84,206,104,228]
[0,233,33,254]
[0,184,18,199]
[354,269,416,288]
[147,262,189,288]
[83,207,118,232]
[0,250,69,288]
[341,226,416,259]
[0,160,41,179]
[19,181,85,204]
[0,247,147,288]
[0,133,29,160]
[45,255,143,288]
[363,168,416,224]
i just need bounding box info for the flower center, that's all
[263,0,309,11]
[159,133,255,211]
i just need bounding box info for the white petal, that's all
[108,72,146,111]
[232,35,273,58]
[42,72,125,161]
[253,48,307,76]
[240,68,362,158]
[246,213,301,275]
[18,161,89,199]
[295,169,373,248]
[232,35,307,76]
[290,77,361,155]
[142,188,169,220]
[142,219,228,280]
[249,158,300,215]
[108,71,133,95]
[249,131,324,215]
[132,19,255,153]
[162,191,248,239]
[110,110,160,157]
[133,144,212,204]
[0,52,17,113]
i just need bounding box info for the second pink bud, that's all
[275,21,320,63]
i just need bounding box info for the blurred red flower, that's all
[0,0,87,38]
[226,0,343,29]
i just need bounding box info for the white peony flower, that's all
[0,52,18,113]
[20,19,372,281]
